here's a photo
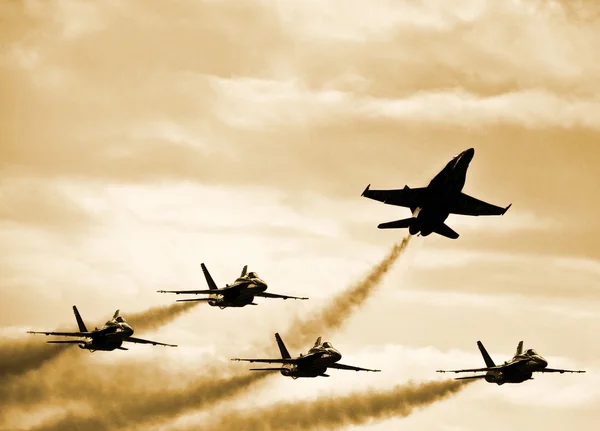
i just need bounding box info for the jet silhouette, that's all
[158,263,308,309]
[27,306,177,352]
[361,148,511,239]
[232,333,380,379]
[436,341,585,384]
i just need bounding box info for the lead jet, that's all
[157,263,308,309]
[361,148,511,239]
[436,341,585,385]
[231,333,381,379]
[27,306,177,352]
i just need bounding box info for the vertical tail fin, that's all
[240,265,248,277]
[274,333,291,359]
[477,341,496,367]
[113,309,120,319]
[314,336,322,347]
[515,341,524,356]
[72,306,88,332]
[200,263,218,290]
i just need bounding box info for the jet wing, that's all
[436,367,500,374]
[27,331,90,337]
[254,292,309,300]
[537,368,586,374]
[361,185,427,208]
[157,289,216,295]
[231,358,298,364]
[123,337,177,347]
[328,362,381,372]
[450,193,512,216]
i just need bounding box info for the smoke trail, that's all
[285,236,411,349]
[26,372,268,431]
[125,301,198,331]
[0,340,70,380]
[200,379,471,431]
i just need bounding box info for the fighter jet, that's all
[27,306,177,352]
[436,341,585,385]
[361,148,511,239]
[157,263,308,309]
[231,333,381,379]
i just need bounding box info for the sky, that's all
[1,0,600,429]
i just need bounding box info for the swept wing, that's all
[27,331,91,337]
[328,363,381,372]
[254,292,308,300]
[27,326,116,337]
[157,289,219,295]
[450,193,511,216]
[158,283,246,296]
[231,357,298,364]
[361,185,427,208]
[437,366,504,374]
[538,368,585,374]
[123,337,177,347]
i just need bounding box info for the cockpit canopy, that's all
[525,349,537,356]
[115,316,125,323]
[248,272,258,279]
[322,342,333,349]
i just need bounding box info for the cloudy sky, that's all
[2,0,600,429]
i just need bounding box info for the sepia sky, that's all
[2,0,600,429]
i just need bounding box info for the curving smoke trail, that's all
[199,379,472,431]
[284,236,411,350]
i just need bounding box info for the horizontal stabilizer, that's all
[175,298,212,302]
[377,217,415,230]
[455,375,486,380]
[46,340,84,345]
[433,223,459,239]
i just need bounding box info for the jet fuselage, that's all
[80,318,135,351]
[485,354,549,385]
[280,344,342,379]
[409,148,474,236]
[208,276,268,309]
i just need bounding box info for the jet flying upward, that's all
[436,340,585,385]
[27,306,177,352]
[232,333,381,379]
[361,148,511,239]
[157,263,308,309]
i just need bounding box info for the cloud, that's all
[213,78,600,130]
[0,178,92,232]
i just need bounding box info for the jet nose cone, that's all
[462,148,475,162]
